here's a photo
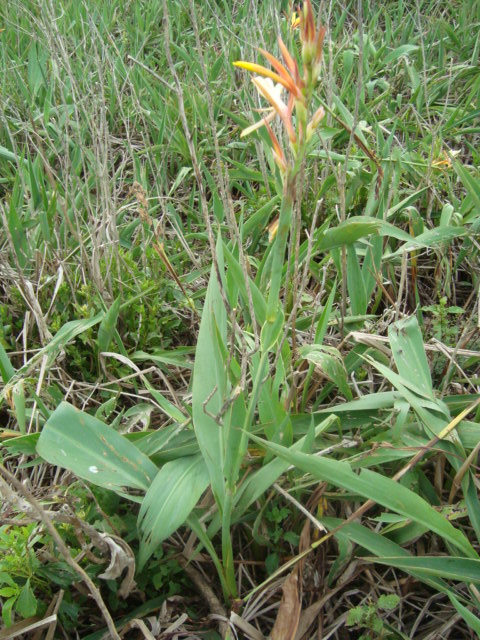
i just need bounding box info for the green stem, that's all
[221,490,237,598]
[266,175,295,321]
[187,513,231,601]
[221,349,270,597]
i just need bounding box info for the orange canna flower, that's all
[234,1,326,171]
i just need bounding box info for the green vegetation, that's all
[0,0,479,637]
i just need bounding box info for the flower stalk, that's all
[234,0,326,319]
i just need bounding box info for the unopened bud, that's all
[273,150,288,174]
[295,99,308,131]
[306,106,325,141]
[302,40,316,66]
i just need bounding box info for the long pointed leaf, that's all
[192,237,228,505]
[37,402,157,495]
[250,435,477,558]
[138,455,209,567]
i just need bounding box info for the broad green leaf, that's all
[1,315,105,404]
[207,415,338,537]
[314,283,336,345]
[223,243,266,325]
[321,517,452,596]
[98,352,186,423]
[389,226,468,257]
[362,354,444,407]
[138,455,209,568]
[260,308,284,352]
[27,42,46,97]
[362,236,382,300]
[317,217,380,251]
[0,573,17,589]
[223,390,248,486]
[15,579,37,618]
[385,187,429,220]
[388,316,433,398]
[249,435,477,558]
[332,95,370,149]
[1,433,39,457]
[362,355,453,441]
[133,425,198,462]
[37,402,157,496]
[0,145,24,165]
[242,195,281,236]
[2,596,16,627]
[36,313,104,357]
[451,160,480,219]
[131,347,194,370]
[168,166,192,196]
[192,236,228,505]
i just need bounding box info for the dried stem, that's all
[0,464,121,640]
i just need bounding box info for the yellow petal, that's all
[234,61,296,94]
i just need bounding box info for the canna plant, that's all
[31,3,480,633]
[34,2,335,604]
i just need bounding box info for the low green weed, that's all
[0,524,42,625]
[346,594,401,639]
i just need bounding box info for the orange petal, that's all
[315,25,326,63]
[304,0,316,42]
[278,37,297,76]
[265,122,286,164]
[258,48,300,98]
